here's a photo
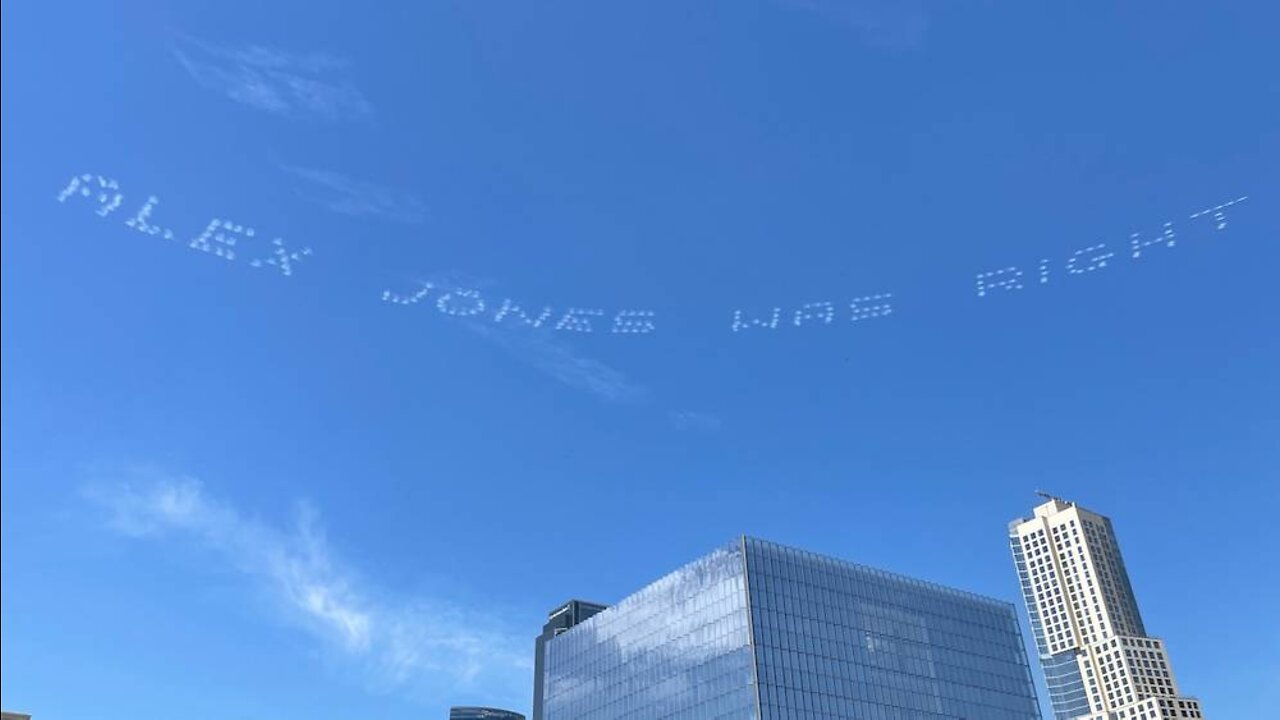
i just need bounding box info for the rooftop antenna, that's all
[1035,490,1070,504]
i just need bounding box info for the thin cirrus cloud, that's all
[414,270,652,405]
[281,165,428,224]
[778,0,928,50]
[86,474,531,705]
[669,410,725,433]
[468,322,652,405]
[172,36,374,121]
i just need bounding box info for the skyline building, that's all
[450,702,524,712]
[449,708,525,720]
[1009,495,1204,720]
[533,598,608,720]
[541,536,1041,720]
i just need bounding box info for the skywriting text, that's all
[381,283,656,335]
[57,173,312,277]
[56,172,1253,336]
[974,196,1248,298]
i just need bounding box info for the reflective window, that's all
[543,541,757,720]
[746,537,1041,720]
[544,538,1041,720]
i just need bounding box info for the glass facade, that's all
[746,538,1040,720]
[1037,652,1089,720]
[1010,535,1088,720]
[535,599,610,720]
[543,537,1042,720]
[543,541,757,720]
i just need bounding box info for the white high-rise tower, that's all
[1009,495,1205,720]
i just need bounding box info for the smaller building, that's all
[449,707,524,720]
[1009,494,1205,720]
[532,598,608,720]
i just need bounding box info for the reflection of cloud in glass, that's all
[544,542,754,717]
[172,36,373,122]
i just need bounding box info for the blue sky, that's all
[2,1,1277,718]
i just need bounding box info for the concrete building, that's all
[1009,494,1205,720]
[540,536,1041,720]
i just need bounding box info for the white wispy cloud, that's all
[86,474,530,705]
[281,165,427,224]
[469,322,651,404]
[669,410,725,433]
[777,0,928,50]
[386,269,650,404]
[172,36,373,121]
[394,271,653,405]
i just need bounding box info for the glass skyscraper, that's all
[542,536,1042,720]
[534,599,610,720]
